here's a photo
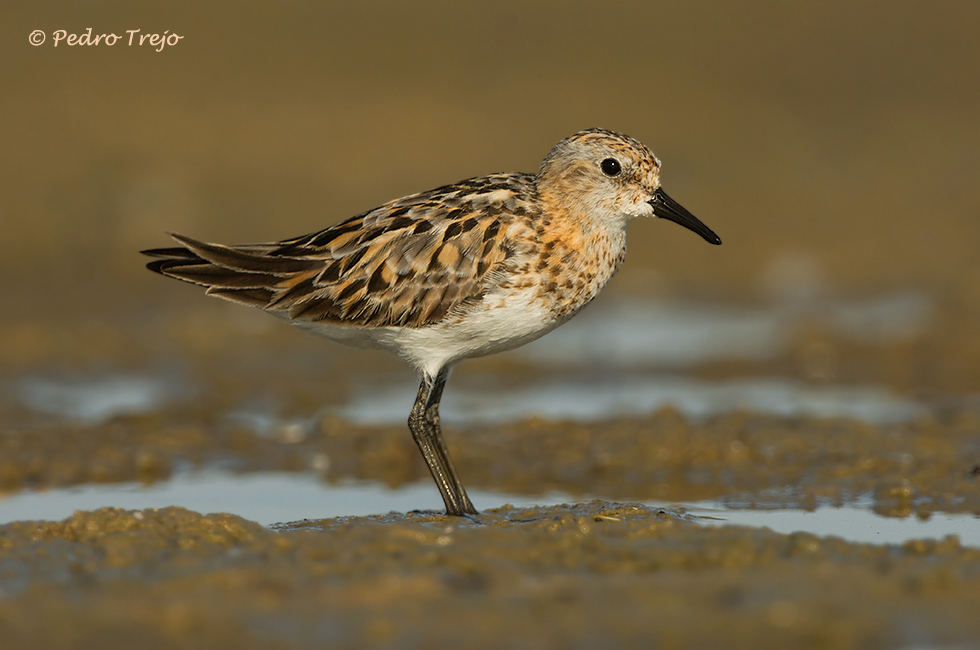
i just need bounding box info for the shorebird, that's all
[142,128,721,516]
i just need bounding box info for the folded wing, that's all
[141,176,526,328]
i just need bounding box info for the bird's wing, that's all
[141,173,534,328]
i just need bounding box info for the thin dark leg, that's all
[408,379,459,513]
[408,369,477,516]
[424,369,476,514]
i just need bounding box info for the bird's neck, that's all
[529,209,628,318]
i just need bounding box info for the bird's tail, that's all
[140,233,312,308]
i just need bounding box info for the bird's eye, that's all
[600,158,622,177]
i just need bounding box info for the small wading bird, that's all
[142,128,721,516]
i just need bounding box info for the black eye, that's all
[600,158,622,177]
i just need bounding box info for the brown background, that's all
[3,1,979,364]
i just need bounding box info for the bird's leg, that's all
[424,368,477,515]
[408,370,477,516]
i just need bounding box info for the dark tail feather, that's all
[206,287,278,307]
[141,245,199,260]
[160,262,284,290]
[141,238,203,276]
[167,233,312,274]
[141,233,315,310]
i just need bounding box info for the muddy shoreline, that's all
[2,502,978,649]
[3,407,979,516]
[2,404,979,648]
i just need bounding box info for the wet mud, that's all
[2,400,980,648]
[3,286,980,650]
[2,503,979,649]
[3,406,979,518]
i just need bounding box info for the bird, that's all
[141,128,721,516]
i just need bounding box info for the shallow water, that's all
[15,374,175,424]
[10,294,939,427]
[2,470,976,547]
[523,292,933,367]
[342,373,927,425]
[14,368,928,432]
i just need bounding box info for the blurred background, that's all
[3,1,980,398]
[5,8,980,642]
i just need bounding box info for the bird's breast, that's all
[522,222,628,318]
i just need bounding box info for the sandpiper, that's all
[142,128,721,516]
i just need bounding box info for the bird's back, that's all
[142,172,538,331]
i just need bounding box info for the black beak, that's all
[649,187,721,245]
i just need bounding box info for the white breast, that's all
[294,283,563,378]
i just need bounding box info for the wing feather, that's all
[142,173,534,327]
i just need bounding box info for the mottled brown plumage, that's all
[144,173,533,329]
[142,128,721,516]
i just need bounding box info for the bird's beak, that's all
[649,187,721,245]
